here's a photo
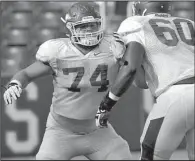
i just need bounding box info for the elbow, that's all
[133,78,148,89]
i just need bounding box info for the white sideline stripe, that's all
[1,149,188,160]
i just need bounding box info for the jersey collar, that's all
[68,41,99,58]
[146,13,171,18]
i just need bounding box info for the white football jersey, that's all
[36,36,125,119]
[118,13,194,97]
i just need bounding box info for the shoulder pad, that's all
[36,38,68,63]
[117,16,143,35]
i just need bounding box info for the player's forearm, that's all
[110,41,144,96]
[11,69,32,88]
[110,66,136,97]
[97,41,144,112]
[98,66,137,112]
[10,61,53,88]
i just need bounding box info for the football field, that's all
[2,149,188,160]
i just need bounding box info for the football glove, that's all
[113,32,125,44]
[95,93,117,128]
[95,108,111,128]
[3,81,22,105]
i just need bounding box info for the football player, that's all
[95,1,194,160]
[3,2,132,160]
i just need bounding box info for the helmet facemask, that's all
[62,15,104,46]
[132,2,139,16]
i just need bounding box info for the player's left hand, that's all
[112,32,126,59]
[95,108,111,128]
[3,82,22,105]
[113,32,125,45]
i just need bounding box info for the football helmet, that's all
[61,2,104,46]
[132,1,172,16]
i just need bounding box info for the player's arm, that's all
[3,61,53,105]
[110,41,145,96]
[3,40,56,105]
[100,41,145,108]
[95,19,146,128]
[110,19,147,97]
[95,41,145,128]
[12,61,53,88]
[112,32,148,90]
[11,60,53,88]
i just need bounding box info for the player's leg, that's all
[185,85,194,160]
[140,107,185,160]
[85,123,132,160]
[186,129,194,160]
[36,113,78,160]
[140,85,192,160]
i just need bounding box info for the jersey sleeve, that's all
[35,40,58,63]
[102,35,126,59]
[117,18,145,46]
[112,38,126,59]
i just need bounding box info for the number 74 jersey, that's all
[118,13,194,97]
[36,36,124,119]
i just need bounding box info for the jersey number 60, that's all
[149,18,194,46]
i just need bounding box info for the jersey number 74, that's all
[63,64,109,92]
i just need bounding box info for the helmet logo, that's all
[65,14,71,21]
[61,14,71,24]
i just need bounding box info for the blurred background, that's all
[0,1,194,160]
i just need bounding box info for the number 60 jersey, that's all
[118,13,194,98]
[36,35,124,120]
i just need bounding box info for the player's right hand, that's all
[95,108,110,128]
[3,82,22,105]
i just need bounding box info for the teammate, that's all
[95,1,194,160]
[3,2,132,160]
